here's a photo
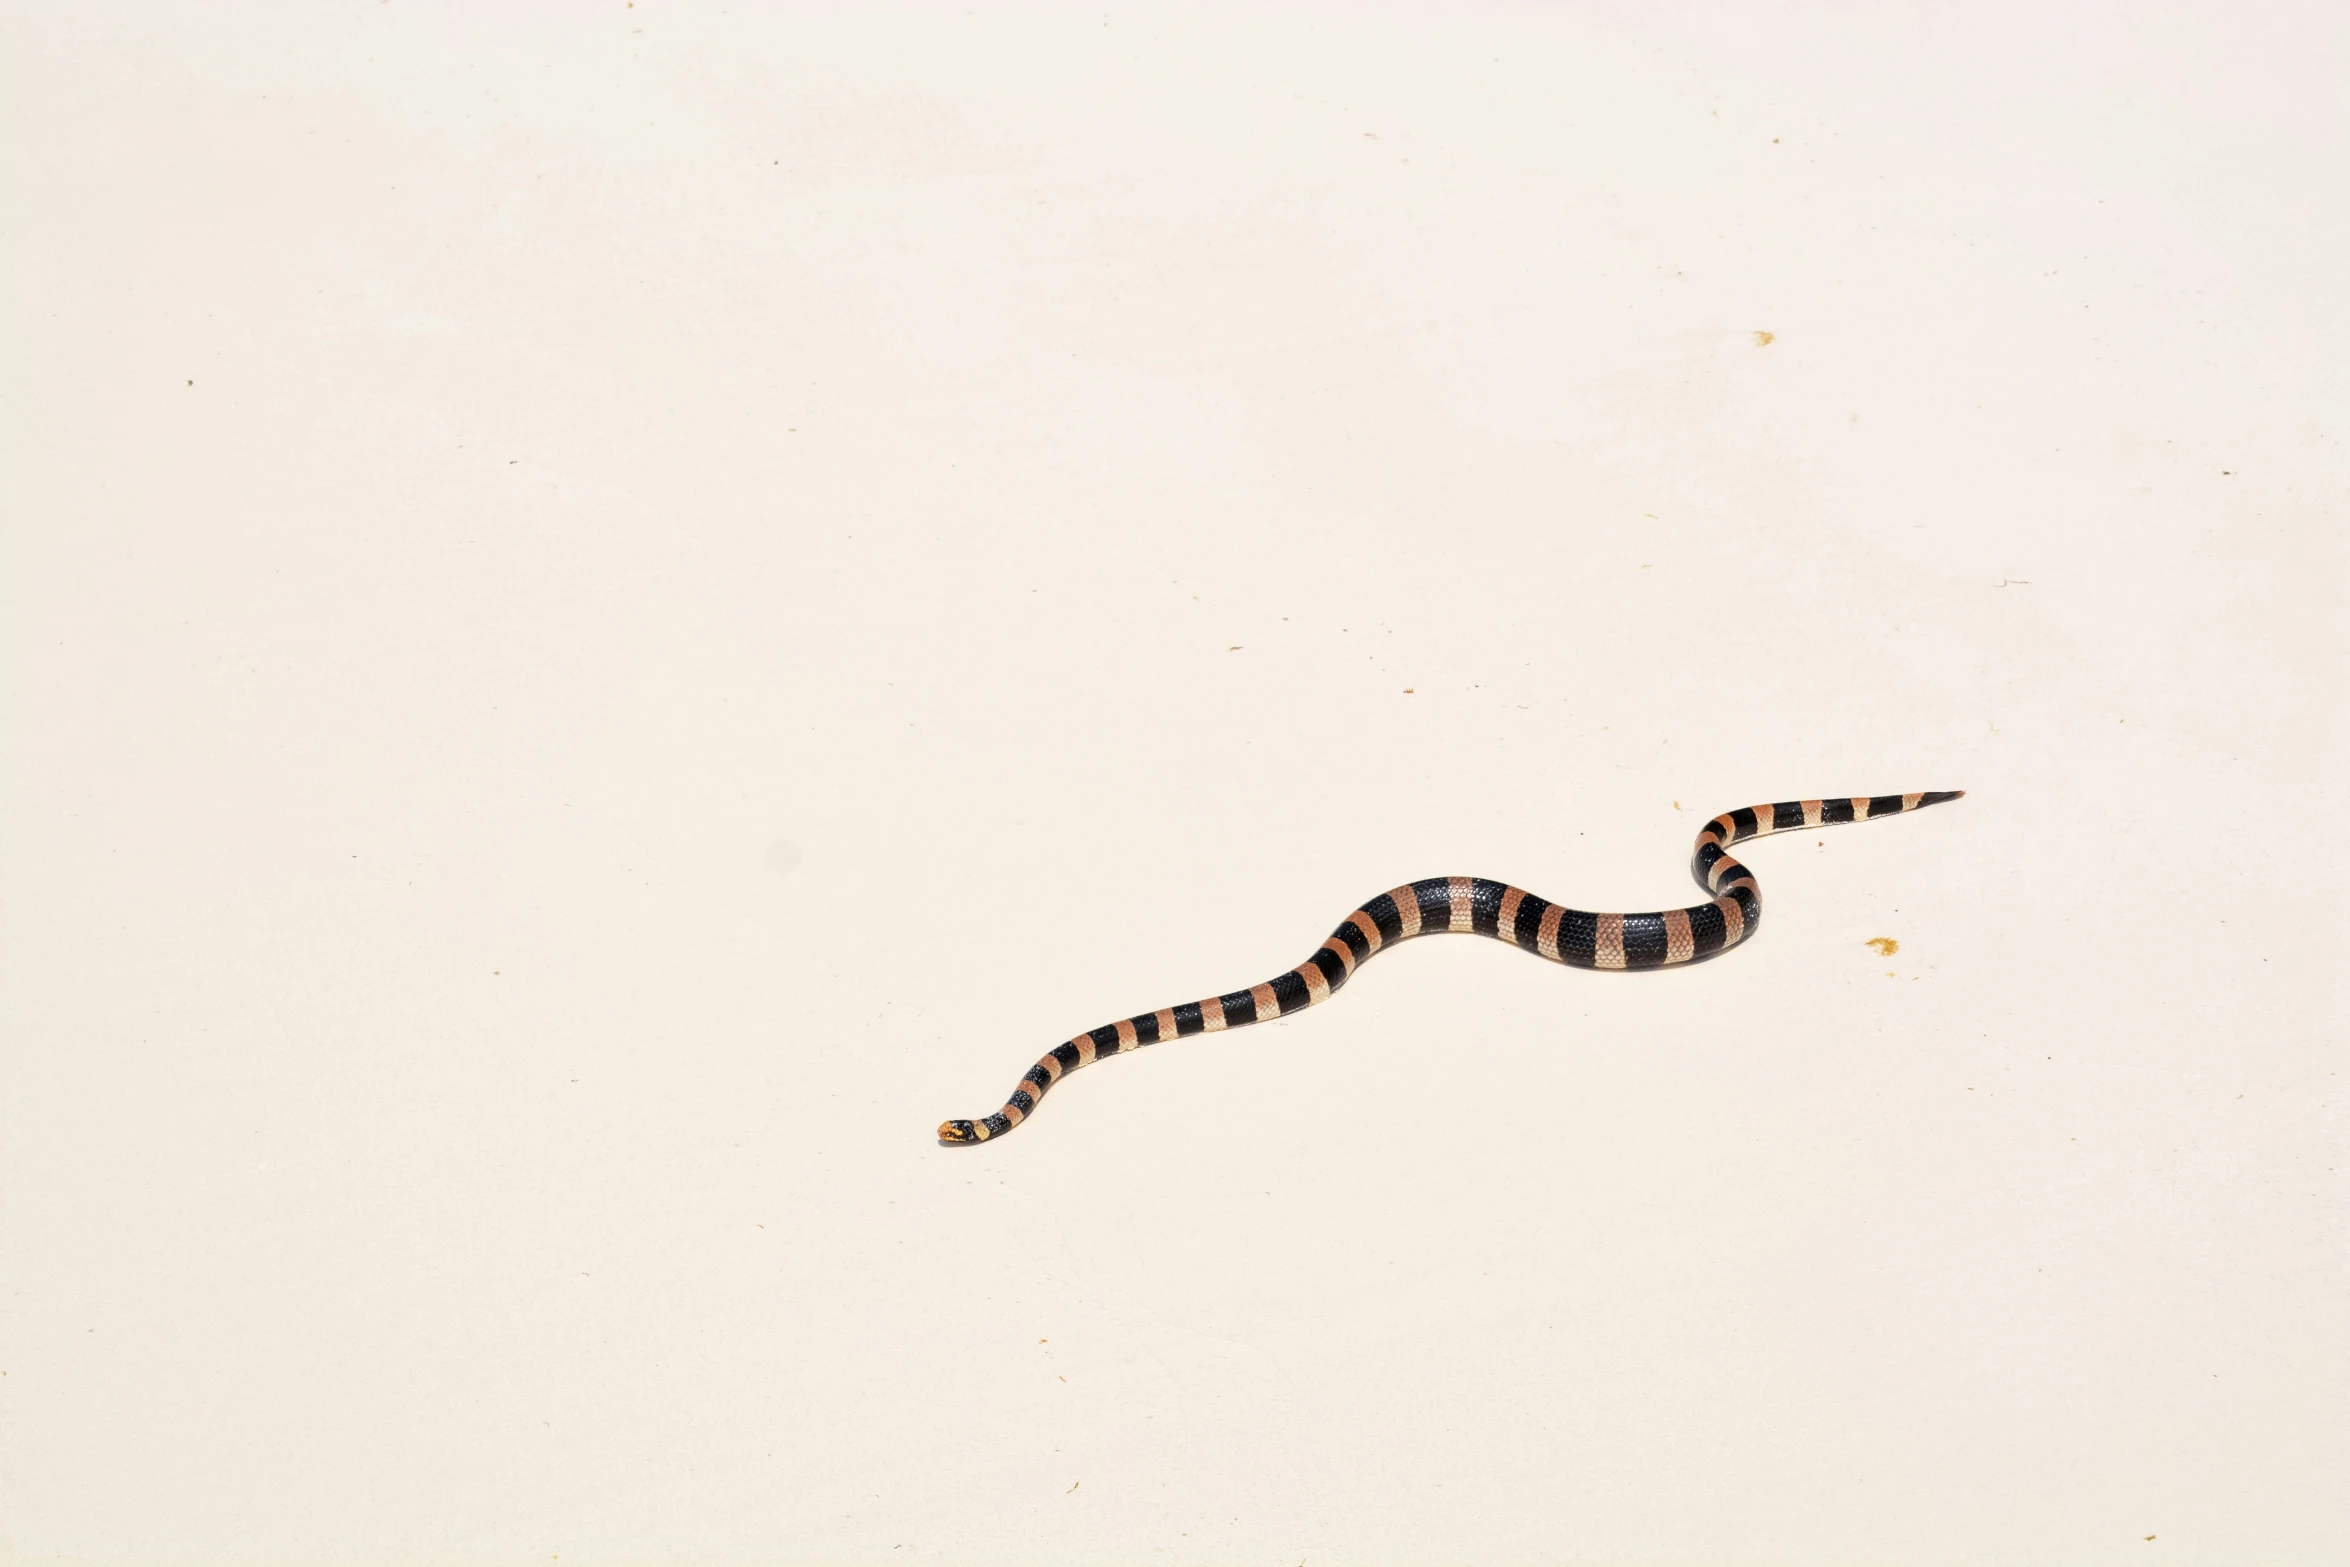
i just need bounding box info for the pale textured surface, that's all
[3,3,2344,1563]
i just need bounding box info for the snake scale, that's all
[938,791,1962,1143]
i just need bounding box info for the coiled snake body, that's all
[938,791,1962,1143]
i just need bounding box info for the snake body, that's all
[938,791,1962,1143]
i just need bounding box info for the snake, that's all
[937,791,1963,1143]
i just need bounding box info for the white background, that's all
[4,3,2343,1562]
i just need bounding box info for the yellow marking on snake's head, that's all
[1866,937,1899,957]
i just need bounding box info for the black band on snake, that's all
[938,791,1963,1144]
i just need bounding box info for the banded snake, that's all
[939,791,1962,1143]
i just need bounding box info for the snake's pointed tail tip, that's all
[937,1119,981,1145]
[1925,789,1966,805]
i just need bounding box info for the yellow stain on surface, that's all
[1866,936,1899,956]
[1753,330,1776,346]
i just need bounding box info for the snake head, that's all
[937,1119,982,1144]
